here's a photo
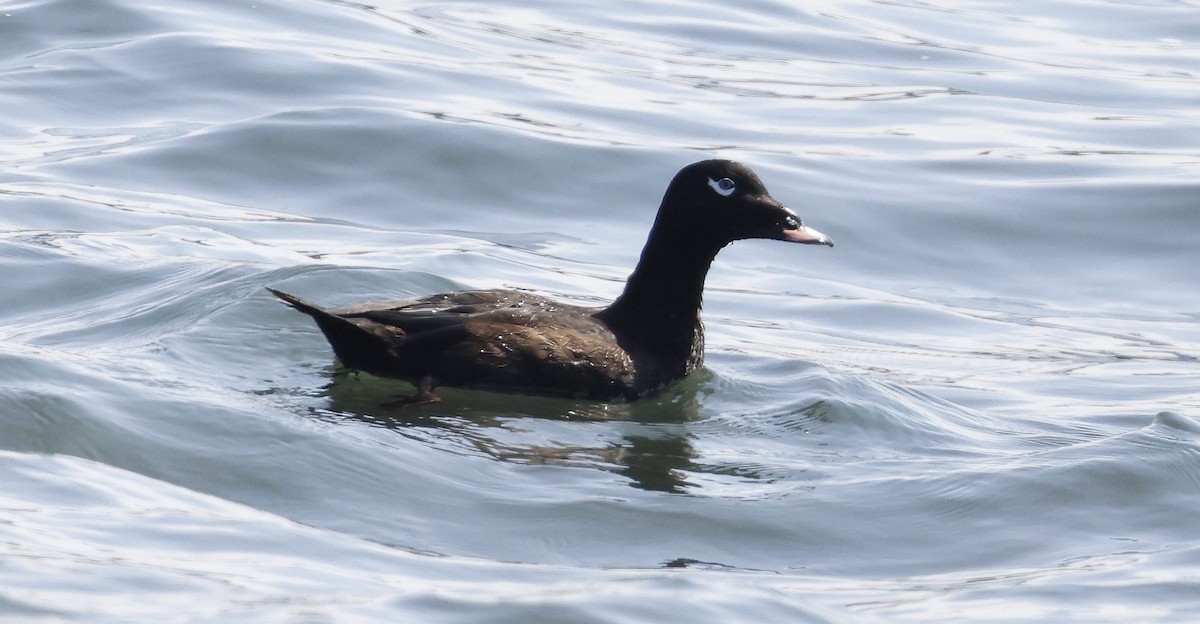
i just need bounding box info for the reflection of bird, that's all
[269,159,833,403]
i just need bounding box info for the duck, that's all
[268,159,833,403]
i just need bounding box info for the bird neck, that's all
[599,226,725,368]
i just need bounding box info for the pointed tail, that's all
[266,287,399,376]
[267,287,331,318]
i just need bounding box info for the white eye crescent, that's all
[707,177,736,197]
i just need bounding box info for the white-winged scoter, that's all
[269,159,832,403]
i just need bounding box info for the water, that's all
[2,0,1198,621]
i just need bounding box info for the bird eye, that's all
[784,216,799,229]
[707,177,736,197]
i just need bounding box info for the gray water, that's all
[2,0,1199,621]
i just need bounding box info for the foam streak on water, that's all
[1,0,1198,621]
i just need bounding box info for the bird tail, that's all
[267,287,331,318]
[266,287,398,375]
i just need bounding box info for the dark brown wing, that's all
[328,289,536,317]
[277,288,641,399]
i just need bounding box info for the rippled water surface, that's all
[2,0,1199,621]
